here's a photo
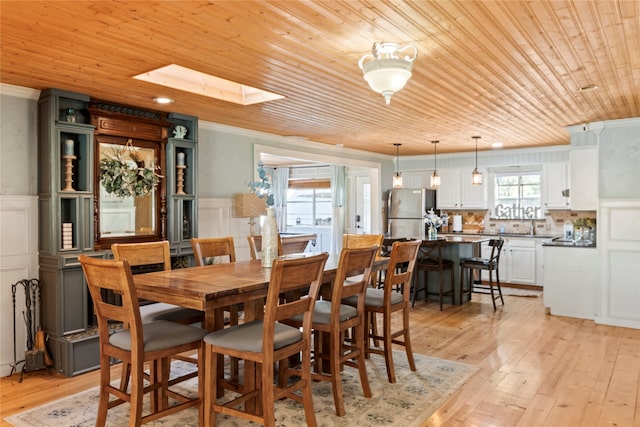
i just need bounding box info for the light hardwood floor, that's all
[1,292,639,426]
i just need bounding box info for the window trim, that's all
[491,167,543,219]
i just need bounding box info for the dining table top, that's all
[133,253,389,330]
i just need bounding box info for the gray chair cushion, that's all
[109,320,207,352]
[203,320,301,353]
[344,287,403,308]
[290,300,357,325]
[140,302,203,324]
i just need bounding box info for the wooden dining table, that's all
[133,254,388,333]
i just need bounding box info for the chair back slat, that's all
[79,256,143,351]
[342,234,384,256]
[384,240,421,304]
[418,239,446,267]
[191,237,236,266]
[247,234,284,260]
[488,238,505,265]
[334,245,378,301]
[111,241,171,272]
[265,253,328,333]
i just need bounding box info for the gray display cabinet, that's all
[37,88,106,376]
[166,113,198,264]
[38,89,199,376]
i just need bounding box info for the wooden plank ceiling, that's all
[1,1,638,155]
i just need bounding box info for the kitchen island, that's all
[385,235,490,306]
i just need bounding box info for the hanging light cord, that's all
[474,137,478,168]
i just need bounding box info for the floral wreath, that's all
[99,140,162,199]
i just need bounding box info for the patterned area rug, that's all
[5,351,477,427]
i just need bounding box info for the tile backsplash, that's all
[441,209,597,236]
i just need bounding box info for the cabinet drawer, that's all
[508,238,536,248]
[96,117,165,140]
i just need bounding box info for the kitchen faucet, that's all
[529,218,535,236]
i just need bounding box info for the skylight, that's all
[133,64,285,105]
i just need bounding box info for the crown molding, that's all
[0,83,40,100]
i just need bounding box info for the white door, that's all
[355,176,371,234]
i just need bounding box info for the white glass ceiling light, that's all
[471,136,483,185]
[358,42,418,105]
[393,143,403,188]
[430,140,441,189]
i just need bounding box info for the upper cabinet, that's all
[38,88,96,255]
[437,168,486,209]
[543,162,570,210]
[570,147,598,211]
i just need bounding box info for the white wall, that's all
[0,196,39,376]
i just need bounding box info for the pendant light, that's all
[430,140,441,189]
[392,143,403,188]
[471,136,483,185]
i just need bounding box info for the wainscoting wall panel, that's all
[0,196,39,377]
[197,197,253,261]
[597,200,640,329]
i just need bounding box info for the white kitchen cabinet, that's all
[570,147,598,210]
[437,168,486,209]
[543,162,570,209]
[480,237,539,285]
[508,238,537,284]
[543,246,597,319]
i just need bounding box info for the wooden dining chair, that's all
[414,239,455,310]
[283,244,378,416]
[78,255,206,427]
[342,233,384,285]
[111,241,203,325]
[203,252,329,427]
[111,241,203,392]
[190,236,242,380]
[342,233,384,255]
[356,239,421,383]
[191,236,236,266]
[247,234,283,260]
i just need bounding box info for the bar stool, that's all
[413,239,455,310]
[459,238,505,310]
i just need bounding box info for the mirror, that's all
[94,135,165,249]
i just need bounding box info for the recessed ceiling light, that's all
[577,84,598,92]
[491,142,503,148]
[135,64,285,105]
[153,97,174,104]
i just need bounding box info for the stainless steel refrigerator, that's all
[388,188,437,239]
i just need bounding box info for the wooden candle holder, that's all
[176,165,186,195]
[62,155,76,192]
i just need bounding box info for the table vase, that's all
[428,226,437,240]
[261,207,278,267]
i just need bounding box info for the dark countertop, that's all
[442,232,558,239]
[542,239,597,248]
[384,235,490,245]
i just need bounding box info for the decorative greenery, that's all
[99,142,161,198]
[573,217,596,229]
[247,161,274,207]
[424,208,448,229]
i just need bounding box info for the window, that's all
[493,171,542,219]
[286,187,333,227]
